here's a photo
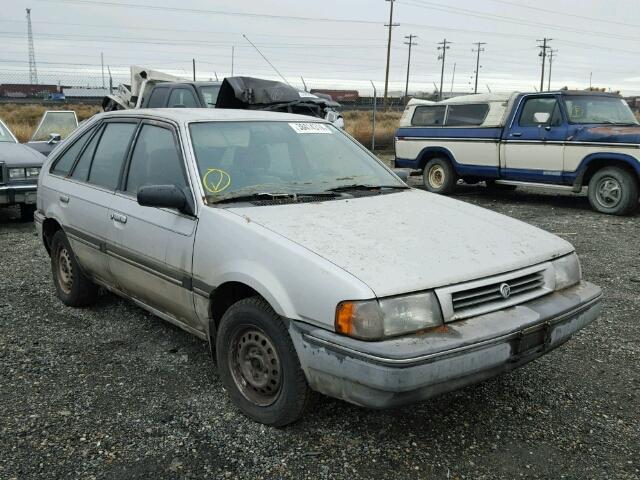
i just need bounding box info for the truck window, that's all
[445,104,489,126]
[147,87,169,108]
[411,106,446,126]
[168,88,199,108]
[199,85,220,108]
[519,97,562,127]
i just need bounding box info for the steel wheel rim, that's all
[57,247,74,294]
[595,176,622,208]
[228,326,282,406]
[428,165,445,188]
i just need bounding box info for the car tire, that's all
[19,204,36,221]
[50,230,99,307]
[423,157,456,194]
[486,180,517,191]
[216,296,312,426]
[587,167,639,215]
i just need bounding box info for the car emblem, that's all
[499,282,511,299]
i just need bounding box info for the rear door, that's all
[107,119,198,328]
[59,119,138,282]
[502,95,567,183]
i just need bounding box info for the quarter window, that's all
[519,97,562,127]
[51,126,97,176]
[125,124,187,194]
[411,106,446,126]
[71,126,102,181]
[446,104,489,126]
[168,88,198,108]
[87,123,137,190]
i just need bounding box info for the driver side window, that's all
[519,97,562,127]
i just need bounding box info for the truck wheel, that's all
[216,297,312,426]
[587,167,639,215]
[50,230,99,307]
[423,158,456,194]
[19,204,36,221]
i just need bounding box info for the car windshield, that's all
[563,96,638,125]
[189,121,403,202]
[31,111,78,141]
[0,120,16,143]
[199,85,221,108]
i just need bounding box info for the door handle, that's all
[112,213,127,224]
[59,195,69,204]
[511,132,522,137]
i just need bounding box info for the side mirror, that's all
[137,185,193,215]
[393,168,410,182]
[533,112,551,124]
[47,133,62,144]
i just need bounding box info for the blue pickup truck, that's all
[395,91,640,215]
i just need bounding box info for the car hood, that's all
[227,189,574,297]
[0,142,46,166]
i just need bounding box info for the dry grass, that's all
[344,110,402,148]
[0,103,101,142]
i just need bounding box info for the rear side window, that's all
[87,123,137,190]
[168,88,198,108]
[412,106,446,126]
[146,87,169,108]
[446,104,489,126]
[51,126,97,176]
[125,124,187,194]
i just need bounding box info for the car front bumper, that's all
[0,184,37,206]
[288,281,601,408]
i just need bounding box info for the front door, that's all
[106,120,198,328]
[502,95,567,183]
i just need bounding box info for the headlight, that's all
[25,167,40,178]
[9,168,26,180]
[336,291,443,341]
[552,253,581,290]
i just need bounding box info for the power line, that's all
[404,34,417,103]
[472,42,486,94]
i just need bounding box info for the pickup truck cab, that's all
[35,108,601,426]
[395,91,640,215]
[141,81,221,109]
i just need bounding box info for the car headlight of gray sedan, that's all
[8,168,26,180]
[336,291,443,340]
[551,252,582,290]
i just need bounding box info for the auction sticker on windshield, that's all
[289,123,332,134]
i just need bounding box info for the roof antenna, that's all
[242,34,291,86]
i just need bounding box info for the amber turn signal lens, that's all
[335,301,354,335]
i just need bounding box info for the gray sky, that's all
[3,0,640,95]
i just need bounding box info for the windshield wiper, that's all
[210,191,338,204]
[326,184,409,193]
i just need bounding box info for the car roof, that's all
[99,108,328,123]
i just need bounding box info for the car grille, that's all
[435,264,553,322]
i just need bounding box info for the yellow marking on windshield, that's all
[203,168,231,194]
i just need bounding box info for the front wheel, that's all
[587,167,639,215]
[423,157,456,194]
[216,297,312,426]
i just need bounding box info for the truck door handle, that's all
[59,195,69,204]
[112,213,127,224]
[510,132,522,137]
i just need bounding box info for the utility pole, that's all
[383,0,399,107]
[547,48,557,92]
[26,8,38,84]
[589,71,593,89]
[101,52,105,88]
[231,46,235,76]
[192,58,196,81]
[472,42,486,94]
[437,38,451,101]
[450,63,456,95]
[404,34,417,104]
[537,38,552,92]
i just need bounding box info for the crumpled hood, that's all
[0,142,46,166]
[228,189,574,297]
[570,125,640,144]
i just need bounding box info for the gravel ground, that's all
[1,184,638,480]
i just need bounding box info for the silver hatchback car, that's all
[36,109,601,426]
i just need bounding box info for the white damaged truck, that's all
[395,91,640,215]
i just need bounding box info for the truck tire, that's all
[423,158,456,194]
[50,230,99,307]
[216,297,312,427]
[587,167,639,215]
